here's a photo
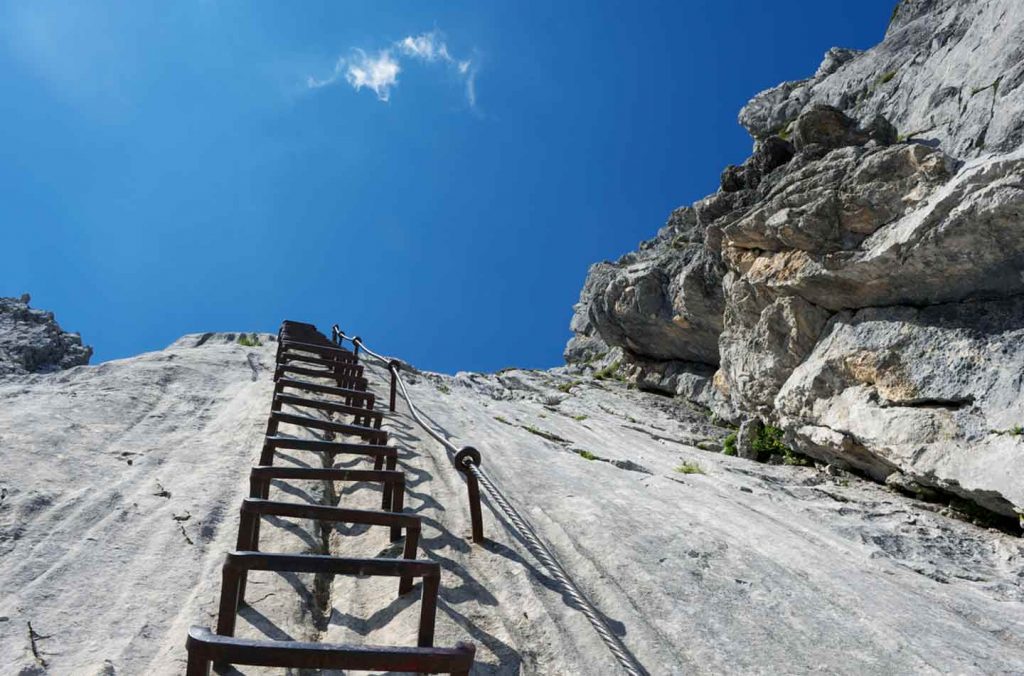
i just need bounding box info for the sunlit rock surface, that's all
[566,0,1024,519]
[2,335,1022,673]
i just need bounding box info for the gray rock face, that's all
[565,207,725,372]
[566,0,1024,518]
[5,340,1024,672]
[0,295,92,376]
[776,296,1024,516]
[739,0,1024,158]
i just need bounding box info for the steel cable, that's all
[334,328,647,676]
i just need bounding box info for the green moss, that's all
[437,383,450,394]
[781,451,813,466]
[722,431,738,456]
[494,415,512,425]
[877,70,897,85]
[578,450,597,461]
[970,76,1002,97]
[594,360,623,381]
[675,461,704,475]
[237,333,261,347]
[573,414,588,421]
[523,425,568,443]
[557,381,581,393]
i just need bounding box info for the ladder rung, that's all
[268,411,386,442]
[186,627,475,675]
[276,377,374,403]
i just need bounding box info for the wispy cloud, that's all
[464,65,478,108]
[305,58,344,89]
[398,32,451,62]
[305,49,400,102]
[307,30,477,108]
[344,49,400,101]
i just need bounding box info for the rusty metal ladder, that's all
[184,320,476,675]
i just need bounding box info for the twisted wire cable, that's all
[335,328,647,676]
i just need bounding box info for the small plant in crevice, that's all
[722,431,738,456]
[877,69,897,85]
[577,449,597,461]
[437,383,451,394]
[675,461,704,475]
[494,415,512,425]
[573,414,588,421]
[752,425,812,466]
[523,425,569,443]
[594,360,623,382]
[238,333,262,347]
[557,380,582,393]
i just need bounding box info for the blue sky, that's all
[1,0,896,373]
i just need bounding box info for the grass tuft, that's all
[675,461,704,475]
[557,380,582,393]
[238,333,261,347]
[594,360,623,382]
[722,431,738,456]
[523,425,569,443]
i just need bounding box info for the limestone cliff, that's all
[566,0,1024,517]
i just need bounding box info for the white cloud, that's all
[465,66,477,108]
[306,57,344,89]
[398,31,454,64]
[308,30,476,108]
[344,49,400,102]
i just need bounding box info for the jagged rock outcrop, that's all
[566,0,1024,517]
[0,294,92,376]
[739,0,1024,158]
[564,207,726,405]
